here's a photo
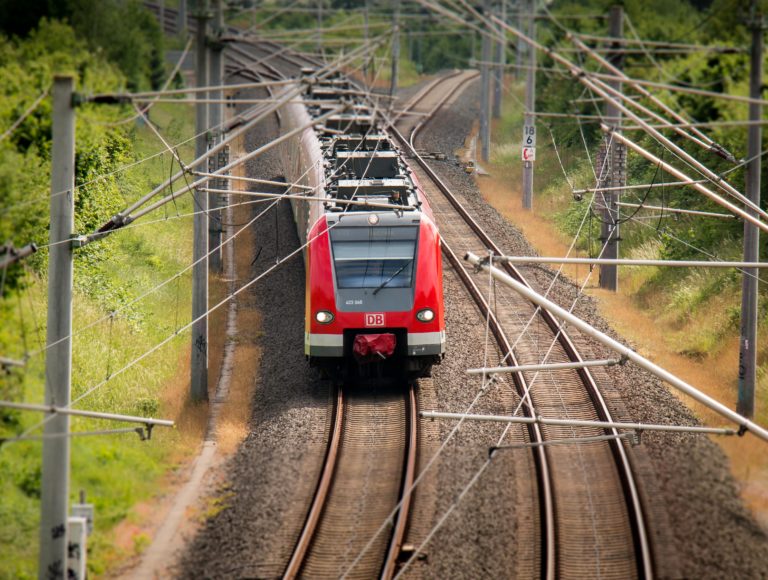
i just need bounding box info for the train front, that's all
[305,210,445,382]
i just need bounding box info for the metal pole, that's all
[467,358,621,375]
[515,0,523,80]
[363,0,369,82]
[492,0,506,118]
[390,0,401,104]
[178,0,187,35]
[1,401,174,427]
[599,5,623,291]
[421,411,737,436]
[209,0,224,274]
[493,256,768,269]
[738,3,764,419]
[479,0,491,162]
[192,0,209,401]
[521,0,535,208]
[39,75,75,580]
[464,251,768,443]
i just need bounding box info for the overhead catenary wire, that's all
[616,202,737,220]
[603,126,768,233]
[568,43,768,109]
[93,32,389,234]
[4,222,342,446]
[102,104,346,237]
[622,10,737,90]
[478,11,763,221]
[96,34,195,127]
[465,251,768,442]
[567,35,733,159]
[26,90,387,363]
[574,31,744,52]
[203,187,418,211]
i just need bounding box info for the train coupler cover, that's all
[352,333,396,362]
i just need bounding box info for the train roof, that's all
[304,80,422,217]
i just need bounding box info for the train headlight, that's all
[367,214,380,225]
[416,308,435,323]
[315,310,334,324]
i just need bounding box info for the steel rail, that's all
[440,240,556,579]
[392,71,463,123]
[285,384,418,579]
[388,72,653,579]
[284,385,345,579]
[407,71,480,149]
[380,384,419,580]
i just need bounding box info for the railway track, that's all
[284,384,418,579]
[391,71,653,579]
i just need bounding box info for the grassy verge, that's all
[477,78,768,527]
[0,102,207,578]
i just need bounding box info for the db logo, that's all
[365,313,385,327]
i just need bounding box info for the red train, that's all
[280,76,445,381]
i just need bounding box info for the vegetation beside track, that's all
[0,4,201,577]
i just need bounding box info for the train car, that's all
[280,75,445,381]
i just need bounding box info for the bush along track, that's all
[0,14,202,578]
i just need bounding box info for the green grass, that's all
[0,102,198,579]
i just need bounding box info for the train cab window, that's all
[330,226,418,289]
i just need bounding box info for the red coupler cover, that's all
[352,333,396,360]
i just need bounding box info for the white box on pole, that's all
[67,516,87,580]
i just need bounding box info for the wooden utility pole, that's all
[39,75,75,580]
[598,5,624,291]
[738,0,764,418]
[480,0,492,162]
[192,0,210,401]
[521,0,536,209]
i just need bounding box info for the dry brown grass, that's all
[208,274,227,399]
[212,132,263,455]
[216,309,263,453]
[477,123,768,526]
[159,347,209,451]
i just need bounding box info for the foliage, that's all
[0,12,197,578]
[0,0,164,91]
[506,0,768,363]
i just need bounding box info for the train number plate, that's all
[364,313,385,327]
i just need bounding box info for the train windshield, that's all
[330,225,418,289]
